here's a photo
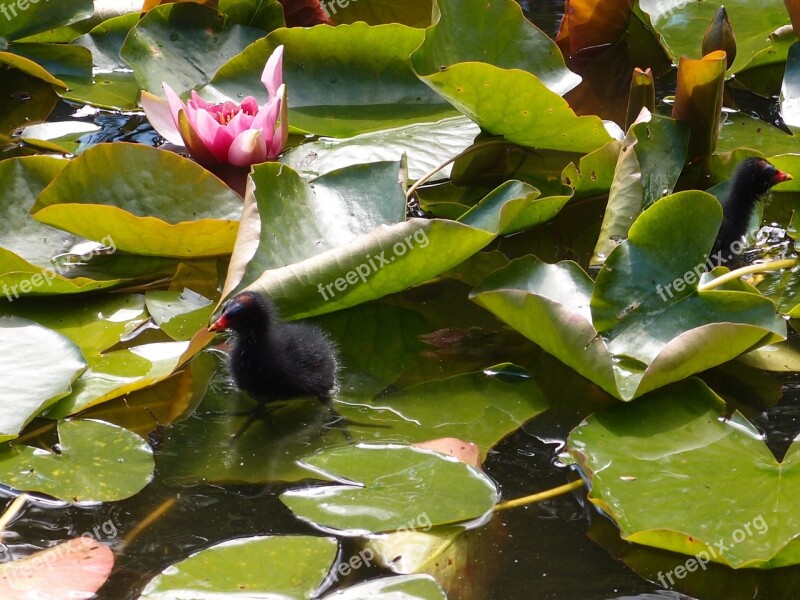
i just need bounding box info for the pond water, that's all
[4,1,800,599]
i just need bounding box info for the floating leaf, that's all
[139,535,337,599]
[411,0,580,96]
[280,116,480,182]
[0,537,114,598]
[324,575,447,600]
[31,143,243,258]
[569,378,800,568]
[120,2,264,94]
[227,162,534,319]
[281,444,498,534]
[206,25,457,137]
[0,419,153,502]
[472,192,785,401]
[337,369,548,459]
[0,316,86,441]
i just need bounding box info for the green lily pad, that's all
[568,378,800,568]
[281,444,498,534]
[59,12,141,111]
[139,535,337,599]
[0,316,86,441]
[2,293,146,356]
[0,69,58,135]
[0,419,153,503]
[639,0,790,74]
[337,368,549,458]
[410,0,579,96]
[20,121,101,154]
[412,61,611,154]
[324,575,447,599]
[591,113,689,265]
[0,0,92,42]
[232,162,535,319]
[205,24,458,137]
[0,156,161,296]
[145,288,214,341]
[471,191,786,401]
[280,116,480,182]
[47,340,191,417]
[120,2,265,94]
[31,143,243,258]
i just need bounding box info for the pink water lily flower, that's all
[141,45,288,167]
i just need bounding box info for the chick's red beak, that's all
[208,314,229,332]
[773,170,793,184]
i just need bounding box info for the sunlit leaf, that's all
[139,535,337,599]
[569,378,800,568]
[205,25,458,137]
[120,2,264,94]
[0,419,153,502]
[281,444,498,534]
[411,0,580,96]
[0,537,114,598]
[31,143,243,258]
[0,316,86,441]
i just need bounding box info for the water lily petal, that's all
[140,91,184,145]
[163,83,189,129]
[240,96,259,115]
[228,128,267,166]
[188,90,211,111]
[262,45,284,99]
[268,84,289,158]
[226,110,256,138]
[177,110,218,165]
[250,95,280,136]
[190,109,235,163]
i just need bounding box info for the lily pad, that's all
[0,537,114,598]
[280,116,480,182]
[337,368,549,458]
[139,535,337,599]
[47,340,191,417]
[0,419,153,503]
[568,378,800,568]
[324,575,447,599]
[145,288,214,341]
[31,143,243,258]
[639,0,791,74]
[205,25,458,137]
[410,0,580,96]
[120,2,265,94]
[412,61,611,154]
[0,316,86,441]
[471,191,786,401]
[232,162,536,319]
[280,444,498,534]
[0,0,92,42]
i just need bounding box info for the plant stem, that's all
[120,496,177,549]
[493,479,585,512]
[698,258,799,291]
[0,494,28,539]
[404,138,510,201]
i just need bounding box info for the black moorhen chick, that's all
[208,292,338,404]
[711,157,792,262]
